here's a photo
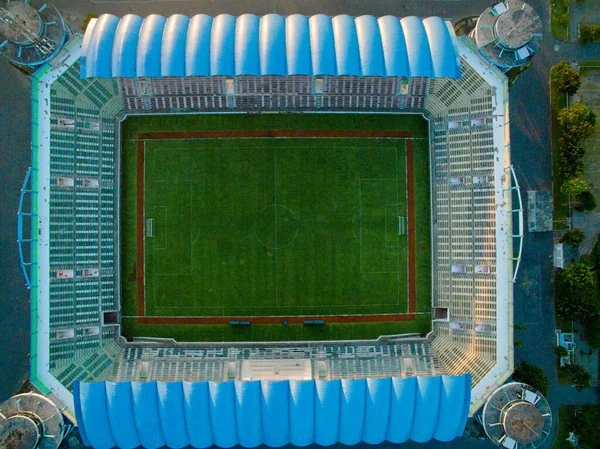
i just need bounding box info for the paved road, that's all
[1,0,600,448]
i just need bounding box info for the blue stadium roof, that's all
[80,14,461,79]
[73,375,471,449]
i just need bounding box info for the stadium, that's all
[16,7,527,449]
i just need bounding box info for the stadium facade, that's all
[20,11,522,448]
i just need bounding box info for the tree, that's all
[583,315,600,349]
[555,345,569,357]
[561,177,589,197]
[562,262,594,288]
[574,190,597,212]
[559,102,597,140]
[558,364,592,391]
[580,25,600,44]
[561,228,585,247]
[556,263,597,321]
[512,361,549,395]
[556,61,582,95]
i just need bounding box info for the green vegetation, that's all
[552,405,600,449]
[551,0,571,41]
[556,61,582,95]
[560,228,585,247]
[121,114,431,342]
[550,63,570,227]
[82,13,98,32]
[551,63,598,228]
[580,24,600,43]
[557,364,592,390]
[513,361,549,396]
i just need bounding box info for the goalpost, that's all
[398,216,406,235]
[146,218,153,237]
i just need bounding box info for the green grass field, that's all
[120,114,431,341]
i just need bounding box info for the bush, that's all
[562,262,595,287]
[556,264,598,321]
[556,61,582,95]
[512,361,549,396]
[558,364,592,391]
[574,190,597,212]
[583,315,600,349]
[561,228,585,247]
[559,102,597,140]
[555,345,569,357]
[561,177,589,196]
[580,25,600,44]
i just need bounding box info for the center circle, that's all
[254,205,299,250]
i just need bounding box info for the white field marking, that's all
[145,143,411,311]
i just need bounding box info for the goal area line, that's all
[135,129,418,325]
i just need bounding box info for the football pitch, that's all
[120,114,431,342]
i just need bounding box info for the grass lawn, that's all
[578,64,600,205]
[552,404,600,449]
[120,114,431,342]
[550,63,569,229]
[551,0,570,41]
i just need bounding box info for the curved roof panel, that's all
[186,15,213,76]
[410,376,442,443]
[157,381,189,449]
[260,14,287,75]
[234,381,262,448]
[74,381,115,449]
[105,382,140,449]
[401,16,432,76]
[288,380,315,446]
[378,16,409,77]
[74,376,470,449]
[182,381,213,448]
[131,382,166,449]
[355,15,385,76]
[363,378,392,444]
[339,379,366,445]
[261,381,290,447]
[136,15,167,77]
[308,15,336,76]
[285,15,311,75]
[332,15,360,76]
[433,375,470,441]
[235,14,260,76]
[82,14,460,79]
[111,15,143,77]
[85,14,119,78]
[210,14,236,76]
[387,377,417,443]
[423,16,461,78]
[314,379,341,446]
[209,381,238,448]
[161,15,189,77]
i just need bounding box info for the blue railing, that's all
[17,166,37,289]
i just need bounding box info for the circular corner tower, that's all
[0,0,69,69]
[482,382,552,448]
[470,0,542,72]
[0,393,65,449]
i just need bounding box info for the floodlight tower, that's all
[470,0,542,72]
[481,382,552,448]
[0,392,68,449]
[0,0,69,70]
